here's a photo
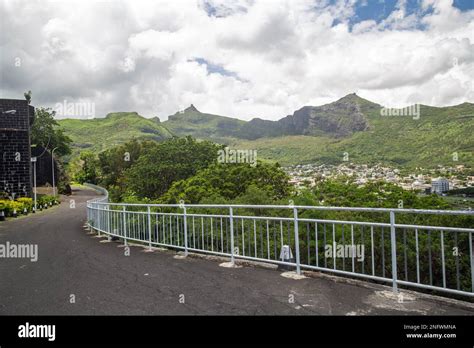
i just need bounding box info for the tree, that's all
[160,161,292,204]
[97,139,155,201]
[30,107,72,157]
[124,137,220,199]
[74,151,99,184]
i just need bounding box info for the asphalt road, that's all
[0,188,472,315]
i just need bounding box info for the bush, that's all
[0,196,59,218]
[0,200,25,216]
[17,197,33,212]
[37,195,59,207]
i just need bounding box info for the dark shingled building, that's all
[0,99,35,198]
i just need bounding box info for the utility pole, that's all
[31,157,37,211]
[51,147,58,196]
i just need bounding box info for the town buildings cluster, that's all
[284,163,474,194]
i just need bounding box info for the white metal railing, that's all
[84,183,109,203]
[86,187,474,298]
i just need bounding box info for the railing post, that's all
[122,206,128,247]
[293,207,301,275]
[107,205,110,234]
[147,206,152,250]
[229,207,235,265]
[97,204,101,236]
[183,205,188,256]
[92,203,95,227]
[469,232,474,293]
[390,210,398,294]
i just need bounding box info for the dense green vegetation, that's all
[73,136,294,205]
[72,137,222,202]
[97,139,154,200]
[73,137,293,205]
[160,162,292,204]
[74,136,468,215]
[73,136,470,213]
[123,137,220,200]
[70,151,100,185]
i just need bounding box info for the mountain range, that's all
[163,94,378,140]
[58,94,474,167]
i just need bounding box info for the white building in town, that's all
[432,177,450,194]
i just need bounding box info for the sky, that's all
[0,0,473,120]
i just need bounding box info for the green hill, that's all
[58,112,174,157]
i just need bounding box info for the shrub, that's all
[38,195,59,207]
[0,196,58,217]
[0,200,25,217]
[17,197,33,212]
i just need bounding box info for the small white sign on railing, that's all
[280,245,293,261]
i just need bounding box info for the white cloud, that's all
[0,0,472,121]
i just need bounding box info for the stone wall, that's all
[0,99,35,198]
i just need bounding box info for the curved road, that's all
[0,188,472,315]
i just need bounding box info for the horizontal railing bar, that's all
[394,224,474,233]
[87,202,474,215]
[184,213,293,222]
[298,218,390,228]
[87,206,474,232]
[86,208,292,221]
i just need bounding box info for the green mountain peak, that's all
[185,104,199,113]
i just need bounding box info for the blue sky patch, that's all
[314,0,472,30]
[200,0,251,18]
[453,0,474,11]
[192,58,242,80]
[354,0,473,22]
